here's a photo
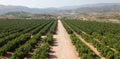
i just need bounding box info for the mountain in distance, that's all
[74,3,120,13]
[0,3,120,15]
[0,5,60,15]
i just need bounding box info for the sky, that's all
[0,0,120,8]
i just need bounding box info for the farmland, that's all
[0,19,57,59]
[62,19,120,59]
[0,19,120,59]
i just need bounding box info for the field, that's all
[0,19,57,59]
[0,19,120,59]
[62,19,120,59]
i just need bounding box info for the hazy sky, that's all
[0,0,120,8]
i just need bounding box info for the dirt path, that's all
[74,33,105,59]
[49,20,79,59]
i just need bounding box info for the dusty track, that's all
[49,20,79,59]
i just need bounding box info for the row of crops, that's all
[0,19,57,59]
[62,19,120,59]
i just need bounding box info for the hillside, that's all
[0,3,120,15]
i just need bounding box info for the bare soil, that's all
[49,20,79,59]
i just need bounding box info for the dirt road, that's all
[49,20,79,59]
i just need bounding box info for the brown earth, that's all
[49,20,79,59]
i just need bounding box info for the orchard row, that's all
[62,19,120,59]
[0,19,57,59]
